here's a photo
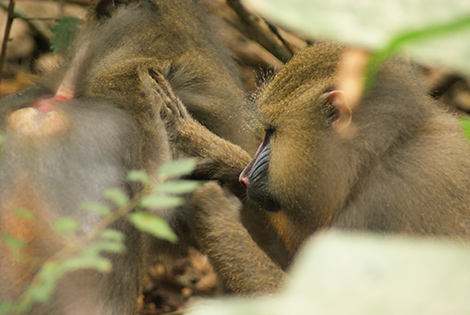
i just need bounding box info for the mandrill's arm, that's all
[191,182,286,293]
[143,69,253,198]
[143,70,287,293]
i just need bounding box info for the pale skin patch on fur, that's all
[6,107,70,139]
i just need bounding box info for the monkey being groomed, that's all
[0,94,170,314]
[153,42,470,294]
[0,0,261,313]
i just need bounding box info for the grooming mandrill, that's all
[0,0,259,313]
[155,42,470,293]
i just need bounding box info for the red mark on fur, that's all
[53,93,72,100]
[33,94,72,113]
[33,99,55,113]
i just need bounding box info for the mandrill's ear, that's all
[320,90,354,137]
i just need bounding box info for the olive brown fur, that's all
[159,42,470,293]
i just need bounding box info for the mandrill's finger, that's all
[138,67,171,117]
[146,68,191,122]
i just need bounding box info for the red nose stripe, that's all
[239,175,248,188]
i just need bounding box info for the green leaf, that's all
[78,239,125,256]
[0,302,29,314]
[365,15,470,91]
[13,207,34,221]
[2,234,25,250]
[27,254,112,304]
[97,241,126,254]
[78,243,102,257]
[460,117,470,141]
[88,235,126,254]
[53,217,79,235]
[29,261,62,303]
[22,245,113,306]
[139,194,184,210]
[27,285,51,304]
[158,158,196,179]
[99,229,126,242]
[103,188,129,207]
[80,202,111,216]
[60,255,112,274]
[0,303,16,314]
[0,134,3,159]
[50,17,83,53]
[155,180,201,194]
[244,0,470,77]
[127,170,151,184]
[128,211,178,243]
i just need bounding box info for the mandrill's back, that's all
[44,0,259,154]
[332,57,470,237]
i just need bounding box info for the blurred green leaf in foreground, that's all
[187,231,470,315]
[243,0,470,78]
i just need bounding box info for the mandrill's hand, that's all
[141,68,252,198]
[139,67,196,142]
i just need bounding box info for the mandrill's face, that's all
[239,43,349,254]
[239,88,333,254]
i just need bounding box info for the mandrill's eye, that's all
[261,127,275,145]
[265,127,275,137]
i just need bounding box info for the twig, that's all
[59,0,65,18]
[226,0,293,62]
[22,17,58,21]
[265,20,295,56]
[428,73,462,99]
[0,0,16,85]
[14,0,90,5]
